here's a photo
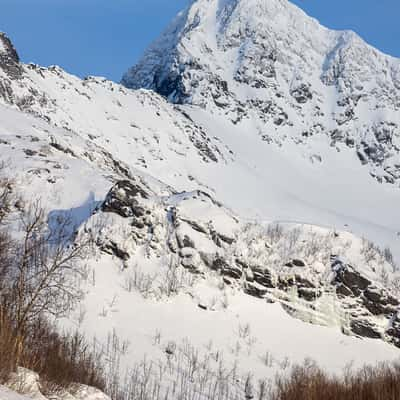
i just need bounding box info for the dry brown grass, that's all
[273,360,400,400]
[0,310,16,382]
[0,304,106,393]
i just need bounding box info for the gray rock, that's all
[102,180,149,218]
[350,320,381,339]
[0,32,22,79]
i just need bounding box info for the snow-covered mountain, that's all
[123,0,400,188]
[1,0,400,395]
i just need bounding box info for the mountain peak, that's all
[121,0,400,189]
[122,0,398,103]
[121,0,345,103]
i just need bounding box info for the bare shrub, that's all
[265,223,284,244]
[361,238,379,264]
[26,321,106,394]
[123,264,154,297]
[382,246,398,272]
[0,311,16,383]
[273,360,400,400]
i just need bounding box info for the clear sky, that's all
[0,0,399,82]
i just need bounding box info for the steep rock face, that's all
[0,32,22,78]
[0,32,22,103]
[123,0,400,186]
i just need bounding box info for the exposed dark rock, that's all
[0,32,22,79]
[182,235,196,248]
[210,230,222,247]
[100,150,132,179]
[49,141,77,157]
[23,148,37,157]
[217,232,235,245]
[245,269,255,282]
[346,137,355,147]
[222,265,243,280]
[181,218,208,234]
[198,252,214,268]
[102,180,149,218]
[292,259,306,267]
[100,240,130,261]
[290,83,313,104]
[131,218,146,230]
[362,287,399,316]
[154,69,189,104]
[357,150,369,165]
[253,270,276,289]
[244,282,268,298]
[386,313,400,347]
[298,287,321,302]
[223,277,233,285]
[284,262,294,268]
[350,320,381,339]
[279,274,316,290]
[235,258,249,269]
[336,284,354,297]
[333,263,371,296]
[212,258,229,272]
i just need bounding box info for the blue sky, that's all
[0,0,399,82]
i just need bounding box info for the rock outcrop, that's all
[94,178,400,348]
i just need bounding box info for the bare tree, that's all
[5,201,89,363]
[0,164,14,339]
[0,162,13,225]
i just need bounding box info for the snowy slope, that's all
[0,27,399,263]
[4,97,400,399]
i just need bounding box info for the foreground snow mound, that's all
[1,368,110,400]
[124,0,400,187]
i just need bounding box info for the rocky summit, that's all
[124,0,400,187]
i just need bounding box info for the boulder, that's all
[253,270,276,289]
[100,240,130,261]
[298,287,322,302]
[336,284,354,297]
[102,180,149,218]
[284,259,307,268]
[180,247,202,273]
[245,282,268,298]
[290,83,313,104]
[292,259,307,267]
[222,265,243,280]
